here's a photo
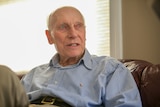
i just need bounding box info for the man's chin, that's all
[67,51,83,58]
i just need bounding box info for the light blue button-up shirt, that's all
[21,49,142,107]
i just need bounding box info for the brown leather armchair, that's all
[17,59,160,107]
[119,59,160,107]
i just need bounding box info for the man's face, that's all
[47,7,86,59]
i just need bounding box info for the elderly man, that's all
[21,6,142,107]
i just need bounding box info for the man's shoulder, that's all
[30,63,49,73]
[91,55,118,63]
[91,55,123,68]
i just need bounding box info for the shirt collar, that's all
[80,49,92,70]
[49,49,92,70]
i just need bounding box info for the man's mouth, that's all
[67,43,79,46]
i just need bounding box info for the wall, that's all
[122,0,160,64]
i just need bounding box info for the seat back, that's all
[119,59,160,107]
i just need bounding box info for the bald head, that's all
[47,6,85,30]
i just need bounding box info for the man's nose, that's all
[68,26,78,38]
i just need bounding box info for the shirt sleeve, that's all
[104,62,142,107]
[21,68,35,93]
[21,67,44,101]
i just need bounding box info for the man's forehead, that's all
[53,7,82,18]
[48,6,85,29]
[53,8,84,22]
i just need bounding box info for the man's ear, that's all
[45,30,54,44]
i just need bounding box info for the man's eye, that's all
[58,24,69,30]
[74,23,84,29]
